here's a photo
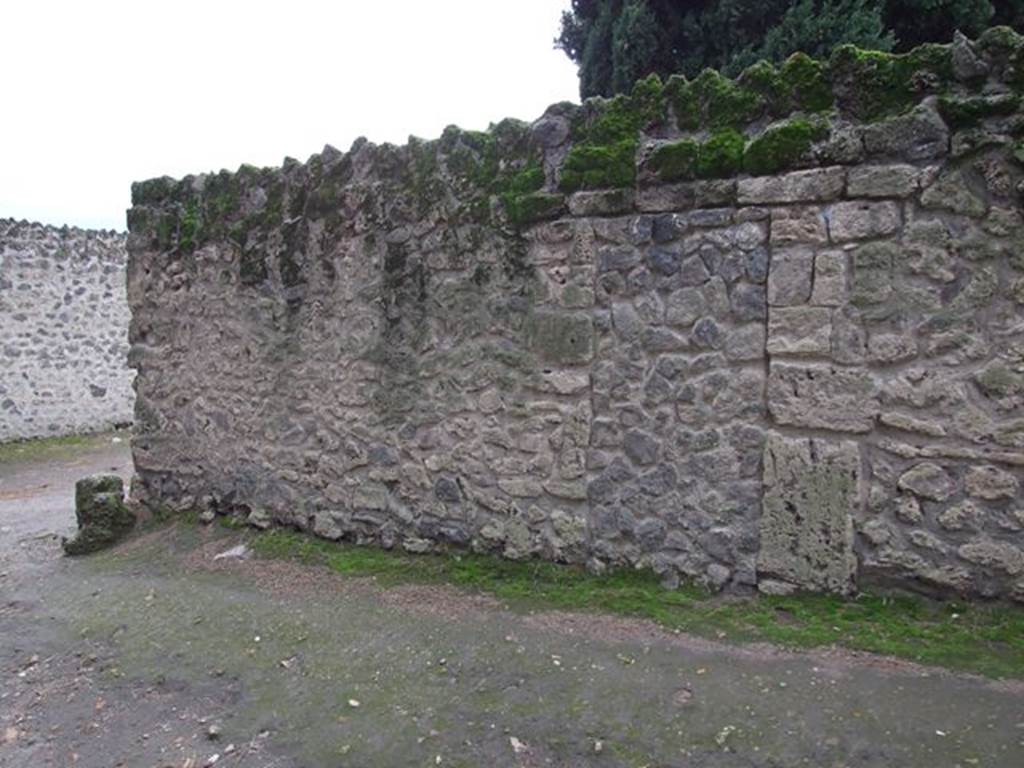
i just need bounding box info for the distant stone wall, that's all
[127,29,1024,601]
[0,220,134,441]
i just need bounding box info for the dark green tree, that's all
[883,1,994,49]
[556,0,1022,98]
[994,0,1024,25]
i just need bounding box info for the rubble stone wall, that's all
[127,30,1024,601]
[1,220,133,442]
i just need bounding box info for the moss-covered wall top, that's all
[132,29,1024,244]
[127,29,1024,602]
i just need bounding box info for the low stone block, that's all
[665,278,728,328]
[758,435,859,594]
[850,242,897,311]
[637,180,736,213]
[868,333,917,364]
[767,247,813,306]
[767,363,879,432]
[767,306,832,355]
[597,246,640,273]
[311,511,345,540]
[861,104,949,161]
[568,189,636,217]
[770,206,828,245]
[611,301,643,340]
[958,538,1024,575]
[846,164,921,198]
[737,167,846,205]
[498,477,543,498]
[63,474,135,555]
[247,507,272,529]
[810,251,847,306]
[879,412,946,437]
[938,501,984,531]
[730,283,767,322]
[828,201,901,242]
[897,462,957,501]
[965,465,1019,500]
[354,485,388,511]
[921,169,988,218]
[543,479,588,500]
[724,324,766,361]
[527,311,594,365]
[526,369,590,395]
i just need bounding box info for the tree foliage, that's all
[557,0,1024,98]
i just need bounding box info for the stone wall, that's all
[1,220,134,442]
[127,30,1024,601]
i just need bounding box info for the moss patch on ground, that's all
[244,527,1024,680]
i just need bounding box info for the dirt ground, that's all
[1,435,1023,768]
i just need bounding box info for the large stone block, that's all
[897,462,957,501]
[526,311,594,365]
[920,169,988,218]
[767,247,813,306]
[758,435,859,594]
[568,189,635,217]
[810,251,847,306]
[770,206,828,245]
[828,201,901,242]
[767,306,832,355]
[768,363,879,432]
[737,167,845,205]
[637,180,736,213]
[846,164,921,198]
[849,242,897,312]
[861,104,949,161]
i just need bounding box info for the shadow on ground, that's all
[1,435,1022,767]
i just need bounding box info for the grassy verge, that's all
[244,526,1024,680]
[0,431,127,464]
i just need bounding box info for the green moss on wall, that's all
[645,131,745,184]
[977,26,1024,91]
[938,94,1021,129]
[178,201,200,253]
[131,177,176,206]
[648,139,700,182]
[1013,141,1024,165]
[668,69,763,131]
[829,42,953,121]
[154,213,176,250]
[407,137,447,216]
[696,130,745,178]
[442,126,500,191]
[559,139,637,192]
[559,75,667,192]
[737,54,834,118]
[780,53,834,113]
[438,121,552,224]
[743,118,830,176]
[737,60,790,116]
[503,192,566,228]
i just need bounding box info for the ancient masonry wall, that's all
[127,30,1024,600]
[0,220,134,442]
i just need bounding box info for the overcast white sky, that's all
[0,1,579,231]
